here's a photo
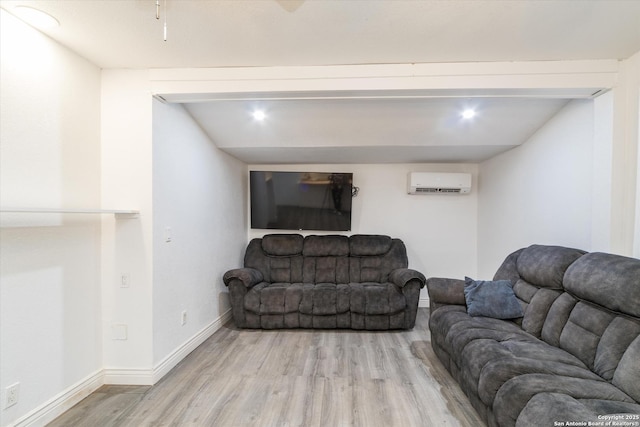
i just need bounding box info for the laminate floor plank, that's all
[48,309,485,427]
[46,386,149,427]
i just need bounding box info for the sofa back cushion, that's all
[541,292,579,347]
[558,301,615,371]
[262,234,304,256]
[244,234,409,285]
[348,235,408,282]
[349,235,392,256]
[512,279,562,338]
[532,250,640,398]
[541,289,640,387]
[493,248,524,283]
[558,251,640,398]
[597,317,640,381]
[303,235,350,257]
[496,245,640,392]
[612,335,640,402]
[515,245,585,289]
[245,235,304,283]
[563,252,640,318]
[500,245,584,337]
[303,235,350,284]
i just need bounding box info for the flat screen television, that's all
[250,171,353,231]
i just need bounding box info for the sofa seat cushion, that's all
[244,282,304,315]
[517,393,640,427]
[431,306,640,427]
[299,283,351,315]
[349,282,406,315]
[476,347,604,406]
[244,281,409,317]
[494,374,638,427]
[430,306,527,355]
[433,306,591,369]
[430,306,607,408]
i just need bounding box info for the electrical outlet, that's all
[111,324,128,340]
[6,383,19,408]
[181,311,187,326]
[121,274,130,288]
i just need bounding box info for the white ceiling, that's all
[3,0,639,69]
[184,97,570,163]
[2,0,639,164]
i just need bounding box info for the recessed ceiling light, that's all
[12,6,60,29]
[252,110,267,121]
[461,109,476,120]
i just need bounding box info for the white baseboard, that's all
[11,310,232,427]
[151,308,232,384]
[419,296,430,308]
[12,370,103,427]
[103,308,232,386]
[102,368,155,386]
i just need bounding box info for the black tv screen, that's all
[250,171,353,231]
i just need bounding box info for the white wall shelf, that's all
[0,208,139,218]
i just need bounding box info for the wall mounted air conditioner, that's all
[408,172,472,194]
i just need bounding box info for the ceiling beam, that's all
[149,60,618,103]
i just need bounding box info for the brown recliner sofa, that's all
[223,234,425,330]
[427,245,640,427]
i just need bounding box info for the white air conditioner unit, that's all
[408,172,471,194]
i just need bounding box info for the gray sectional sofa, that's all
[223,234,425,330]
[427,245,640,427]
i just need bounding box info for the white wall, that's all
[612,50,640,258]
[636,82,640,258]
[152,101,246,366]
[248,163,479,303]
[100,70,155,383]
[0,10,102,427]
[477,99,596,277]
[591,91,615,253]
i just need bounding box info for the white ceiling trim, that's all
[150,60,620,81]
[156,88,604,104]
[150,60,618,103]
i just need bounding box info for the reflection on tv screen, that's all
[250,171,353,231]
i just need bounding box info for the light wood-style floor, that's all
[48,309,484,427]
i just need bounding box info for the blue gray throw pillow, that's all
[464,277,524,319]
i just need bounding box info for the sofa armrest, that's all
[389,268,426,288]
[223,268,263,288]
[426,277,466,306]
